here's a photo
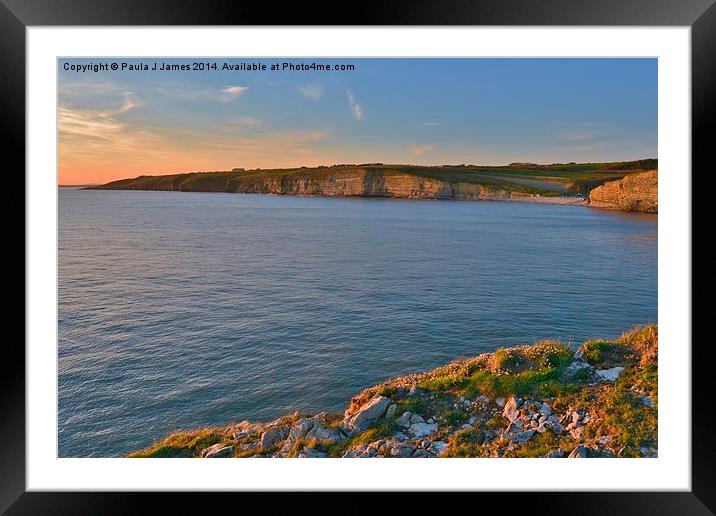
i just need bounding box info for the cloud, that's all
[58,106,124,141]
[222,116,264,130]
[59,96,334,183]
[298,83,324,100]
[410,144,435,155]
[346,90,364,121]
[59,94,142,142]
[419,122,441,127]
[222,85,249,96]
[112,95,143,115]
[219,85,249,102]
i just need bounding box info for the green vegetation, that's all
[128,427,228,458]
[500,431,571,458]
[397,398,425,416]
[443,428,485,457]
[420,340,575,399]
[315,419,397,458]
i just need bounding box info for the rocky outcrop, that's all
[588,170,658,213]
[129,326,657,459]
[341,395,392,433]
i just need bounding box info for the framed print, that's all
[5,0,710,512]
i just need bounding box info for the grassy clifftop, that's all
[129,325,657,459]
[91,159,656,199]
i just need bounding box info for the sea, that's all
[58,188,657,456]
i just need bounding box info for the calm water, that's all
[58,189,657,457]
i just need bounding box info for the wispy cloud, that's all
[222,116,264,130]
[59,93,142,142]
[298,83,324,100]
[346,90,364,121]
[410,144,435,155]
[58,94,333,183]
[112,95,143,115]
[58,106,124,141]
[220,85,249,101]
[419,122,441,128]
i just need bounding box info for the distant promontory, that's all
[89,159,658,213]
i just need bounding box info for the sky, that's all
[58,58,657,185]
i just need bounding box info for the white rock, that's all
[510,429,535,444]
[395,411,413,428]
[565,360,592,377]
[306,421,343,444]
[502,396,520,423]
[259,427,288,449]
[495,397,506,407]
[288,418,315,443]
[410,414,425,424]
[343,395,392,432]
[389,443,416,457]
[595,367,624,382]
[202,443,234,458]
[430,441,449,455]
[385,404,398,419]
[231,420,263,440]
[409,422,438,438]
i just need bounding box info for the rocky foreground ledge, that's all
[130,326,657,459]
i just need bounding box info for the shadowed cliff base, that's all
[129,325,657,459]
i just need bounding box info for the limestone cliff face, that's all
[588,170,658,213]
[99,168,531,201]
[240,170,528,200]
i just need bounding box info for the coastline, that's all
[129,326,657,459]
[86,164,658,212]
[510,195,587,206]
[87,186,590,207]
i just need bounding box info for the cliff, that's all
[588,170,658,213]
[91,166,540,201]
[129,325,657,459]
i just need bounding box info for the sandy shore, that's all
[511,195,588,206]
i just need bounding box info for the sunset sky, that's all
[58,58,657,185]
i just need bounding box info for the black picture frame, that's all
[4,0,708,512]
